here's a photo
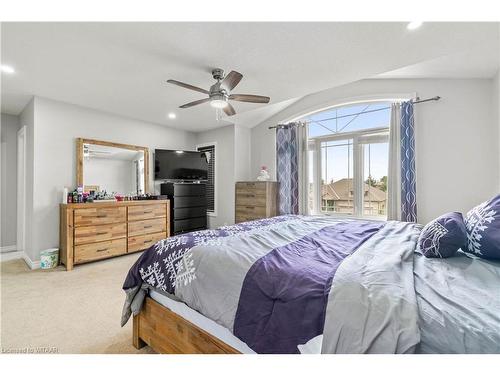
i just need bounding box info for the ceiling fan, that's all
[167,68,270,117]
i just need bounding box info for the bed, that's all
[122,215,500,354]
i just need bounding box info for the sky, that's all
[305,102,390,183]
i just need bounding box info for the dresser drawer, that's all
[174,183,206,197]
[161,183,206,197]
[235,213,264,224]
[74,223,127,245]
[74,238,126,264]
[174,196,206,208]
[128,232,167,253]
[236,205,267,217]
[173,217,207,234]
[128,203,166,222]
[236,182,267,194]
[173,206,206,220]
[74,206,126,227]
[235,192,267,207]
[128,218,166,237]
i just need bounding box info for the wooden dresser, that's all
[235,181,278,223]
[60,200,170,270]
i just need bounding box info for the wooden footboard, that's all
[133,297,241,354]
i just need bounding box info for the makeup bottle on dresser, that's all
[63,187,69,204]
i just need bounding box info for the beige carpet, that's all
[1,253,154,354]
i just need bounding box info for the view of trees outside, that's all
[366,175,387,192]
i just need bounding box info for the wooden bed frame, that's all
[133,297,241,354]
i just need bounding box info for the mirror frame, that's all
[76,138,150,194]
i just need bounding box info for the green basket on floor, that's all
[40,248,59,269]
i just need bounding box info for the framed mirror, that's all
[76,138,150,195]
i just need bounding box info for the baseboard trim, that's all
[22,252,40,270]
[0,250,23,262]
[0,245,18,253]
[0,247,40,269]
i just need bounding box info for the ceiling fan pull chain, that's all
[215,108,222,121]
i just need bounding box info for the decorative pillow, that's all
[464,194,500,260]
[418,212,467,258]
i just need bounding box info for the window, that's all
[197,144,216,214]
[305,102,390,219]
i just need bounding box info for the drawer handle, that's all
[96,248,108,252]
[97,215,107,218]
[96,232,108,236]
[246,206,254,210]
[143,239,153,244]
[144,225,153,229]
[143,210,153,214]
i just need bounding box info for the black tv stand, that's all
[160,182,207,235]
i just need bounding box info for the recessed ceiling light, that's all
[1,64,15,74]
[407,21,423,30]
[168,112,176,119]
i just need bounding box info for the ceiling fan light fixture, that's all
[210,98,228,109]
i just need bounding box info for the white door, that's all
[17,126,26,252]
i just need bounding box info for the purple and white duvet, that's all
[122,215,422,354]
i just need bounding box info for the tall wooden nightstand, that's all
[235,181,278,223]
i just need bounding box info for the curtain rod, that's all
[268,96,441,129]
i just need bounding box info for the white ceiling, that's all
[1,22,499,131]
[375,47,500,79]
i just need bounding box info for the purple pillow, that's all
[464,194,500,260]
[418,212,467,258]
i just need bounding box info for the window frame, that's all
[196,142,217,217]
[309,126,389,220]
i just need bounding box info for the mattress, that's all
[149,290,256,354]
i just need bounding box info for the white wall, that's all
[251,78,499,224]
[494,70,500,189]
[1,113,20,248]
[195,125,235,229]
[26,96,196,261]
[251,119,277,180]
[234,126,252,181]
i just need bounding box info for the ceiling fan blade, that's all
[221,71,243,91]
[167,79,209,95]
[179,98,211,108]
[223,103,236,116]
[229,94,270,104]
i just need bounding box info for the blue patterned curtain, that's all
[400,102,417,222]
[276,125,299,215]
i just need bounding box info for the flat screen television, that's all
[154,149,208,180]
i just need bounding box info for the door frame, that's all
[17,126,26,253]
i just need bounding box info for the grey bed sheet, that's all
[414,250,500,353]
